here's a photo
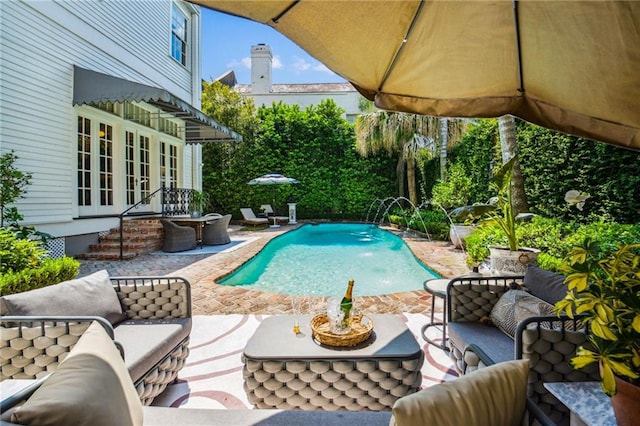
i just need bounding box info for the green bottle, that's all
[340,279,355,327]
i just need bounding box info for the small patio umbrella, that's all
[248,173,299,227]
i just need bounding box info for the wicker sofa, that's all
[0,270,192,406]
[446,266,600,425]
[1,321,538,426]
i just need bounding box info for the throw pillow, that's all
[490,289,554,337]
[0,270,126,325]
[391,359,529,426]
[11,321,143,426]
[523,265,567,304]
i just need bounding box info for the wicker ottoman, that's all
[242,314,424,411]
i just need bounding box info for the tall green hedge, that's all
[203,100,397,220]
[518,125,640,224]
[425,119,640,224]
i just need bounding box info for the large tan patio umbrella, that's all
[190,0,640,151]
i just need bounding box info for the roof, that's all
[236,83,357,94]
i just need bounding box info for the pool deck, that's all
[79,222,471,315]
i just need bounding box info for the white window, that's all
[171,4,188,66]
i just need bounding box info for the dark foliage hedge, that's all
[203,100,397,220]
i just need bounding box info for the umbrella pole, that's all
[270,186,279,228]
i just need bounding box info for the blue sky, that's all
[201,9,347,85]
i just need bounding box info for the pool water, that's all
[218,223,440,296]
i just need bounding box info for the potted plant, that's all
[432,162,478,249]
[447,156,537,273]
[448,204,494,249]
[190,190,209,218]
[479,156,538,274]
[554,239,640,425]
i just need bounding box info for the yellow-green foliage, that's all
[0,256,79,296]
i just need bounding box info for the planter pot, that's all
[612,375,640,426]
[488,246,540,275]
[190,211,201,218]
[449,224,475,249]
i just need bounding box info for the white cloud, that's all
[313,63,334,74]
[272,55,283,69]
[226,57,251,69]
[293,57,312,72]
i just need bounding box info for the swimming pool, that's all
[218,223,440,296]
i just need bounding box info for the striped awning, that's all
[72,66,241,144]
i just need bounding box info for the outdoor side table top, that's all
[243,314,422,360]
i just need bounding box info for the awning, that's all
[72,66,241,144]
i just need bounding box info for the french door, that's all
[124,130,152,210]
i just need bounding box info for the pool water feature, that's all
[218,223,440,296]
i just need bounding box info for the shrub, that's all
[0,226,80,295]
[431,162,473,209]
[0,256,79,295]
[464,217,640,272]
[0,228,47,273]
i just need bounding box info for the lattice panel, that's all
[45,238,65,259]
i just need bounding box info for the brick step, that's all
[88,240,162,252]
[108,224,163,234]
[100,233,163,243]
[77,250,139,261]
[77,218,167,260]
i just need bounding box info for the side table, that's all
[242,314,424,411]
[420,278,450,350]
[544,382,615,426]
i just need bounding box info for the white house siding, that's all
[0,0,203,250]
[238,85,363,123]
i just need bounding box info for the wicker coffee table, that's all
[242,314,424,411]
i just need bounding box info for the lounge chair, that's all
[160,219,197,252]
[202,214,232,245]
[240,208,269,227]
[259,204,289,224]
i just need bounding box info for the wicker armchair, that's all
[202,214,232,245]
[446,272,600,425]
[160,219,196,252]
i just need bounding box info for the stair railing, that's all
[117,187,196,260]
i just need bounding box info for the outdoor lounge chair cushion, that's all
[0,270,126,325]
[390,360,529,426]
[523,265,568,305]
[240,208,269,224]
[10,321,143,426]
[113,318,192,382]
[448,322,514,365]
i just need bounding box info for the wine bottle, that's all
[340,279,355,327]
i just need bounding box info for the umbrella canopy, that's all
[248,173,300,186]
[192,0,640,151]
[248,173,299,211]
